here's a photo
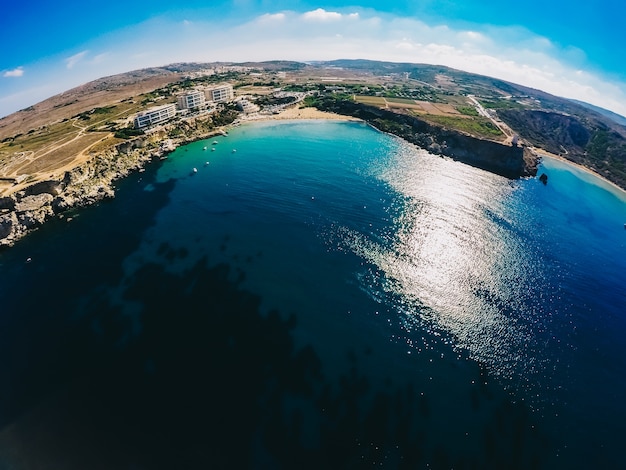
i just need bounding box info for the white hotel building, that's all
[133,103,177,129]
[177,90,206,110]
[205,83,234,103]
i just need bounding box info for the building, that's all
[236,99,260,114]
[134,103,176,129]
[205,83,234,103]
[177,90,206,110]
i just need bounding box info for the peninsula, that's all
[1,60,625,247]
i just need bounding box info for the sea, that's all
[0,119,625,469]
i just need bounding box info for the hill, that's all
[570,99,626,127]
[319,59,626,188]
[1,59,626,196]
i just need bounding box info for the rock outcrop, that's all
[0,146,155,247]
[0,113,234,248]
[316,100,539,179]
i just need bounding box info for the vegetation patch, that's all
[456,106,480,117]
[354,95,386,107]
[420,115,504,139]
[481,99,525,110]
[385,97,418,105]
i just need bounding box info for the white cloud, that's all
[3,67,24,78]
[302,8,353,22]
[65,50,89,69]
[257,12,286,23]
[2,8,626,118]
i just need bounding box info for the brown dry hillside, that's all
[0,68,181,140]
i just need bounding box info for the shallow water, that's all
[0,120,624,468]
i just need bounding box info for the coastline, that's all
[239,106,363,122]
[2,106,623,248]
[532,147,626,199]
[0,106,360,248]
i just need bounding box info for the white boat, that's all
[212,140,219,145]
[203,146,207,150]
[193,168,198,173]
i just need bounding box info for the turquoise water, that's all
[0,120,625,468]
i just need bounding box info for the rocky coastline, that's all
[0,116,230,248]
[312,99,539,179]
[0,104,539,248]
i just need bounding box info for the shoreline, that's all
[0,107,356,248]
[238,106,363,122]
[532,147,626,199]
[2,109,624,248]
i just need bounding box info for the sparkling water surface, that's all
[0,120,625,468]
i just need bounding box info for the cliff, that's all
[498,109,626,189]
[0,112,236,247]
[0,145,151,247]
[313,99,538,179]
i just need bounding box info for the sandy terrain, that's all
[241,106,362,122]
[0,71,180,141]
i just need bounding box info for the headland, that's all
[2,59,625,247]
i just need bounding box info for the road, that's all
[467,95,519,145]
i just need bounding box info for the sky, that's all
[1,0,625,118]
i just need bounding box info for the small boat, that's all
[232,149,237,153]
[205,161,210,166]
[212,140,219,145]
[211,147,215,151]
[193,168,198,173]
[203,146,207,151]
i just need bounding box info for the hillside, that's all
[319,59,626,188]
[1,59,625,193]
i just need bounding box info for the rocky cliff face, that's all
[414,121,533,179]
[0,113,233,248]
[497,110,590,156]
[498,108,626,189]
[316,100,538,179]
[0,143,154,247]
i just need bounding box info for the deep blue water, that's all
[0,120,625,468]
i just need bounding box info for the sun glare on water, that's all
[338,143,547,386]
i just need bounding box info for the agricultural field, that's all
[418,114,505,140]
[354,95,468,117]
[0,101,148,195]
[353,95,386,106]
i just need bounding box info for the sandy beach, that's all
[239,106,362,122]
[532,147,626,198]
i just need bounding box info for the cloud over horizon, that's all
[1,7,625,118]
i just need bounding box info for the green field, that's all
[384,97,418,105]
[420,114,504,140]
[354,95,386,106]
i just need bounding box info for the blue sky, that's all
[1,0,625,118]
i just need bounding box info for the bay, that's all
[0,119,624,468]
